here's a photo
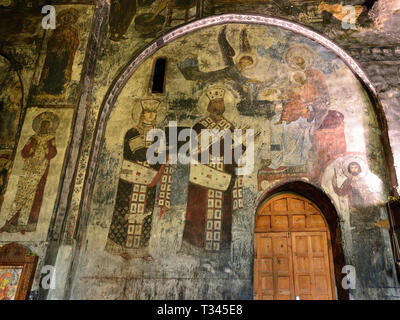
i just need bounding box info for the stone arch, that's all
[256,180,348,300]
[63,14,397,299]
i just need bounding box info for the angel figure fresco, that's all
[0,112,58,234]
[105,99,172,262]
[178,26,272,117]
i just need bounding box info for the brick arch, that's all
[256,180,349,300]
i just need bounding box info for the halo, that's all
[131,98,167,126]
[32,111,59,134]
[58,8,79,24]
[235,52,258,70]
[284,44,315,71]
[340,155,368,179]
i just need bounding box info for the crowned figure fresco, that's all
[105,99,171,261]
[180,87,244,274]
[0,112,58,234]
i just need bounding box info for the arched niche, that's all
[256,181,348,300]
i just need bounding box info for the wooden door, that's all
[254,194,336,300]
[254,232,294,300]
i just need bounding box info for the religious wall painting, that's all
[0,6,43,46]
[0,108,73,240]
[180,86,244,275]
[30,5,94,106]
[105,98,172,261]
[0,55,23,211]
[109,0,199,41]
[258,43,348,189]
[178,25,272,117]
[0,112,58,234]
[0,266,22,300]
[322,154,385,211]
[173,24,350,193]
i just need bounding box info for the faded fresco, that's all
[30,5,94,106]
[0,108,73,241]
[0,55,23,212]
[69,23,393,300]
[109,0,199,41]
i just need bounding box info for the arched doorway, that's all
[254,193,336,300]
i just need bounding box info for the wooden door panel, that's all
[291,232,333,300]
[254,233,294,300]
[255,194,336,300]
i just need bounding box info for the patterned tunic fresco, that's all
[181,93,244,266]
[0,112,58,234]
[105,99,170,260]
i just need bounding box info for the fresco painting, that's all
[105,98,172,261]
[180,87,244,274]
[61,23,389,300]
[0,112,58,234]
[0,0,396,298]
[30,5,94,105]
[0,55,23,212]
[0,108,73,240]
[109,0,199,41]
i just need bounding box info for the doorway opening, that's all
[254,192,337,300]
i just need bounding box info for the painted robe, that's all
[269,79,314,170]
[0,134,57,233]
[105,125,165,257]
[39,24,79,95]
[181,116,243,262]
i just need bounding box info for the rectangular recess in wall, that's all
[150,57,167,94]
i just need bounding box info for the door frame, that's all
[255,181,349,300]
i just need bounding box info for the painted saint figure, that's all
[105,99,167,261]
[332,161,374,208]
[180,88,244,274]
[267,71,313,172]
[0,112,58,234]
[38,9,80,96]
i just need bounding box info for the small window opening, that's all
[151,58,167,94]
